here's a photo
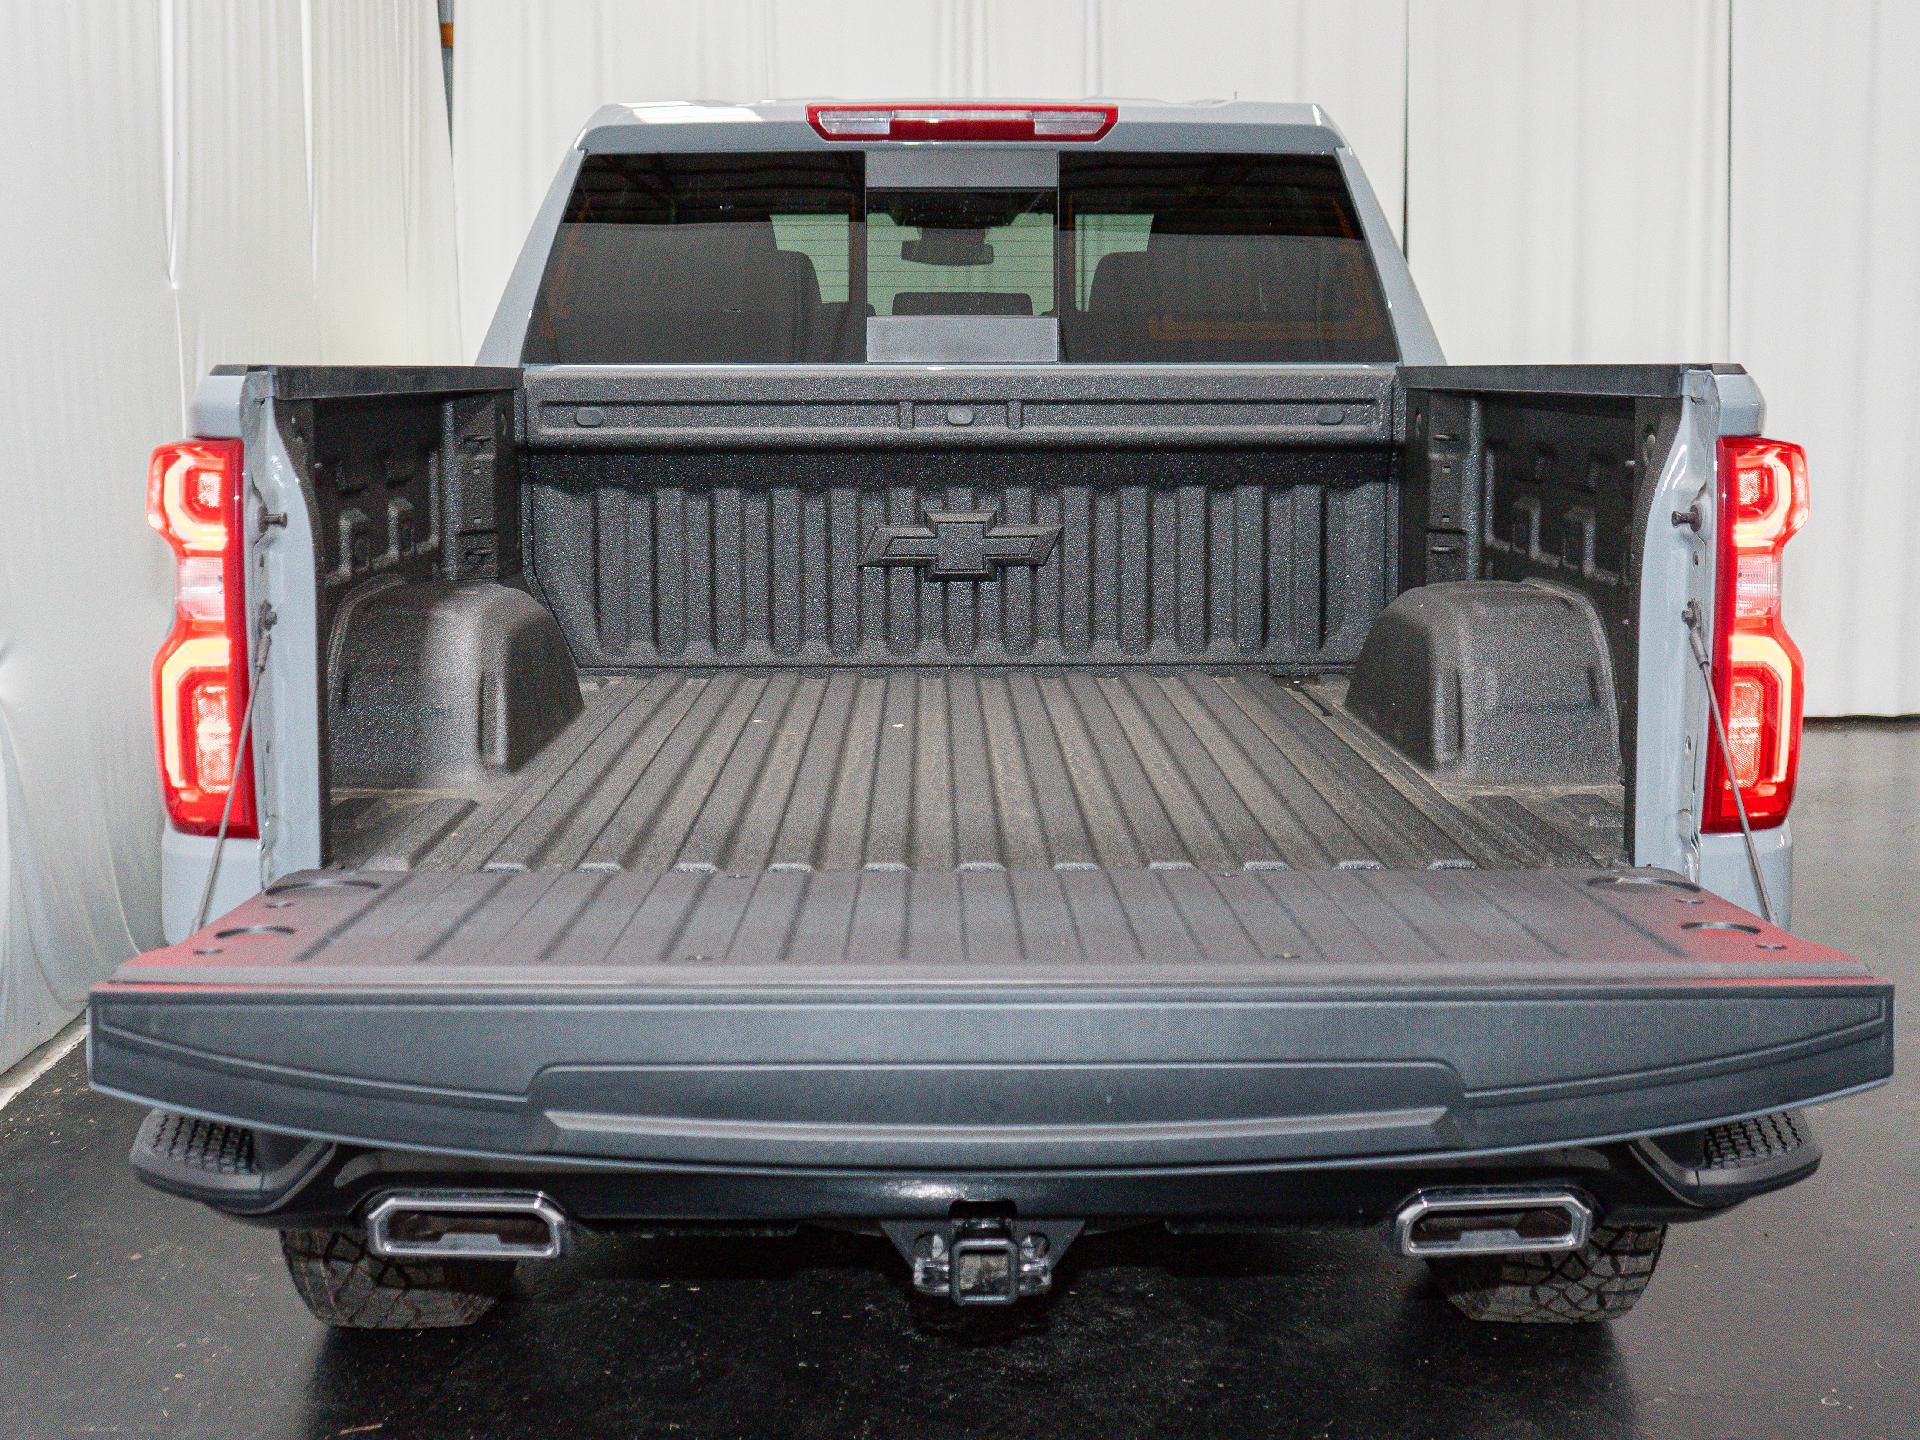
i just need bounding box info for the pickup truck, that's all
[90,101,1892,1329]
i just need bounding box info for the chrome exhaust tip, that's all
[1391,1187,1594,1259]
[365,1191,570,1262]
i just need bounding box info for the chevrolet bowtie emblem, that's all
[862,508,1062,581]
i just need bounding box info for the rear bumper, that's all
[121,1104,1828,1231]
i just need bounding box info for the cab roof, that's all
[576,99,1347,154]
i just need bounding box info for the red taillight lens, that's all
[149,440,256,837]
[1703,438,1807,832]
[807,103,1117,142]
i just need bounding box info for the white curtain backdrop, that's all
[450,0,1918,718]
[0,0,458,1071]
[1728,1,1920,717]
[1404,0,1731,367]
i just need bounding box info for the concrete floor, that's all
[2,721,1914,1440]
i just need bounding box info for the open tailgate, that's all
[89,864,1891,1172]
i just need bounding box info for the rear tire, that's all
[280,1228,515,1329]
[1426,1221,1666,1324]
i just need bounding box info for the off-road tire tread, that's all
[1426,1221,1666,1324]
[280,1227,513,1329]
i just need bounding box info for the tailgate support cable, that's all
[192,602,276,935]
[1682,600,1776,925]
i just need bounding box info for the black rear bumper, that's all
[123,1104,1826,1231]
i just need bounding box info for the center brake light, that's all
[148,439,256,838]
[807,104,1116,142]
[1703,438,1808,833]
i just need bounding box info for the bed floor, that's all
[329,669,1624,874]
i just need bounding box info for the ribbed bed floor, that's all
[328,670,1624,874]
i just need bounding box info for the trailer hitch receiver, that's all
[882,1216,1083,1305]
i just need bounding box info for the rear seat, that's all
[1136,227,1340,324]
[1069,223,1356,359]
[539,220,824,361]
[1087,250,1151,314]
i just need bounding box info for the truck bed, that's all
[97,363,1893,1208]
[99,590,1888,1185]
[328,671,1622,875]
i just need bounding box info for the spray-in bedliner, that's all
[328,671,1623,874]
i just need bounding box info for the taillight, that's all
[1702,438,1808,832]
[148,440,256,837]
[807,103,1116,142]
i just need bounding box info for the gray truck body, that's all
[93,103,1886,1257]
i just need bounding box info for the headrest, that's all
[889,291,1035,317]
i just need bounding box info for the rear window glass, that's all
[523,153,865,364]
[1058,153,1396,362]
[523,150,1395,364]
[865,188,1054,318]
